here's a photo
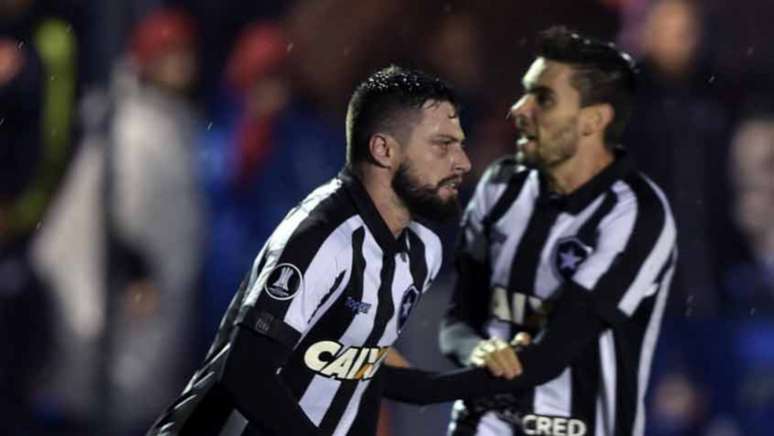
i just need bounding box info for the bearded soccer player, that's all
[439,27,677,436]
[147,66,471,435]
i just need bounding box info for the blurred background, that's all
[1,0,773,434]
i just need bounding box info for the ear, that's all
[368,133,399,169]
[581,104,614,137]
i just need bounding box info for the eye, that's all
[535,90,554,108]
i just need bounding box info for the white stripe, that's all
[299,375,345,426]
[534,367,572,417]
[332,379,372,436]
[462,165,513,262]
[299,226,382,425]
[287,217,359,336]
[595,331,617,436]
[618,180,676,315]
[491,171,540,287]
[633,256,675,436]
[574,181,637,290]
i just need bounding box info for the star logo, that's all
[397,285,420,331]
[552,237,592,281]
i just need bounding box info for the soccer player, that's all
[147,65,471,436]
[439,27,677,436]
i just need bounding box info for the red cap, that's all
[130,8,197,67]
[226,23,288,91]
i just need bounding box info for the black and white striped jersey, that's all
[442,153,677,436]
[149,168,441,436]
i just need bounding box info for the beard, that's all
[518,118,579,170]
[392,162,461,222]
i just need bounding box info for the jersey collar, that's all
[339,167,409,255]
[537,150,635,213]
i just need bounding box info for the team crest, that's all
[265,263,303,300]
[397,285,420,331]
[552,237,592,281]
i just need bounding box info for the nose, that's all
[453,146,472,175]
[509,95,533,130]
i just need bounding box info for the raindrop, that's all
[746,46,755,57]
[708,75,715,84]
[16,41,24,49]
[50,75,56,82]
[207,121,213,131]
[287,42,294,53]
[0,118,4,126]
[750,307,757,316]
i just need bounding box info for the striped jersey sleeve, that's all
[572,175,677,323]
[459,157,522,262]
[241,180,353,340]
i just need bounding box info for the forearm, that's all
[384,285,606,405]
[439,319,485,366]
[221,327,319,436]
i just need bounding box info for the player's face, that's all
[509,58,582,169]
[392,100,471,221]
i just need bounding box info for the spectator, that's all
[198,22,343,337]
[32,8,204,435]
[724,114,774,312]
[622,0,732,315]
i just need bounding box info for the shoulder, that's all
[611,172,673,222]
[466,155,533,218]
[267,178,357,257]
[479,155,528,186]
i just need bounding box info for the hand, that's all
[510,332,532,349]
[469,337,522,379]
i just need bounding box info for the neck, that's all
[358,166,411,238]
[545,142,614,194]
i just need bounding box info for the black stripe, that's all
[569,343,600,434]
[593,176,668,311]
[507,202,561,295]
[576,189,619,247]
[408,230,428,292]
[613,250,675,434]
[482,170,531,238]
[613,292,656,435]
[284,227,367,400]
[308,270,347,323]
[318,245,397,434]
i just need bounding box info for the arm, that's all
[219,320,320,435]
[383,283,604,405]
[440,161,517,366]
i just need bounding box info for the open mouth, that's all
[440,177,462,193]
[517,133,538,149]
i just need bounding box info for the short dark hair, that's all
[345,65,459,168]
[537,26,637,147]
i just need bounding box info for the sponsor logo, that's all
[522,414,587,436]
[264,263,303,300]
[303,340,389,381]
[552,237,592,281]
[398,285,420,331]
[344,296,371,314]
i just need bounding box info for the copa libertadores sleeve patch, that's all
[264,263,304,300]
